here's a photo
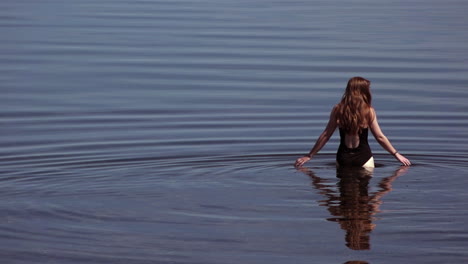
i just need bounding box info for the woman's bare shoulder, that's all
[368,106,377,123]
[330,104,340,117]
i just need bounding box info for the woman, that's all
[295,77,411,167]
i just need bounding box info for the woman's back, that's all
[337,127,373,167]
[340,128,369,149]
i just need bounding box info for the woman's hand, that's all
[295,156,311,167]
[395,153,411,166]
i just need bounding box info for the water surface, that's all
[1,0,468,263]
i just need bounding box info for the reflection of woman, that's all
[300,166,408,250]
[295,77,411,168]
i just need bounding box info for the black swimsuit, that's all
[336,128,373,167]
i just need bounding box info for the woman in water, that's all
[295,77,411,167]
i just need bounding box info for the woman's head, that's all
[335,77,373,134]
[343,77,372,105]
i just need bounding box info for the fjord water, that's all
[1,0,468,263]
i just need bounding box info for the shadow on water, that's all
[298,166,409,251]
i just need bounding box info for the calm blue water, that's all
[1,0,468,263]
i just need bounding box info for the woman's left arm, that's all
[369,108,411,166]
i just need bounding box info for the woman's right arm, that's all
[369,108,411,166]
[295,106,338,167]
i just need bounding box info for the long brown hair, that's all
[335,77,373,134]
